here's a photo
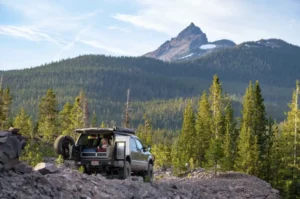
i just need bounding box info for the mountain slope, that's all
[143,23,236,61]
[0,46,298,127]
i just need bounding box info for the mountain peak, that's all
[143,23,235,62]
[177,22,203,38]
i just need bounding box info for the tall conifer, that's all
[195,91,212,166]
[37,89,58,143]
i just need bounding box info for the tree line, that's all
[137,75,300,198]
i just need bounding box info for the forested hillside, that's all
[0,38,299,126]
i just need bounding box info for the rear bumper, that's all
[75,159,124,172]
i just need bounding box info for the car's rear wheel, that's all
[123,161,131,179]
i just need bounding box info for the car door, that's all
[129,137,139,170]
[134,138,148,170]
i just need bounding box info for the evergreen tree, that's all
[254,81,268,178]
[59,102,73,135]
[235,82,259,175]
[13,108,33,138]
[100,121,106,128]
[195,91,212,166]
[269,123,282,188]
[280,80,300,198]
[221,101,236,171]
[209,75,224,138]
[1,87,12,129]
[206,75,224,172]
[177,100,195,170]
[91,111,97,127]
[70,91,86,129]
[143,114,153,147]
[37,89,59,143]
[171,139,182,175]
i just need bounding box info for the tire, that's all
[123,161,131,179]
[0,132,22,171]
[144,164,154,182]
[53,135,75,159]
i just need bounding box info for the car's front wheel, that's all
[144,163,153,182]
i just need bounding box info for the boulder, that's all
[13,162,32,174]
[34,162,58,175]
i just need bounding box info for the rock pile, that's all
[1,139,280,199]
[0,162,280,199]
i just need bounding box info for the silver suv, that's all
[54,127,155,181]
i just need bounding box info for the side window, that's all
[135,139,143,150]
[130,137,137,150]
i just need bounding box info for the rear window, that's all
[77,134,100,147]
[77,133,114,147]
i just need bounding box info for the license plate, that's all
[91,161,99,166]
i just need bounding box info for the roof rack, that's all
[113,126,135,134]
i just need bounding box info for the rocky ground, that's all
[0,159,280,199]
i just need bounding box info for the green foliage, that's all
[136,114,153,147]
[177,100,196,169]
[151,144,172,170]
[205,137,223,175]
[55,155,64,165]
[59,102,73,135]
[0,87,12,129]
[13,108,33,138]
[91,111,97,127]
[37,89,59,143]
[235,82,259,175]
[20,142,43,167]
[195,91,212,166]
[78,166,85,174]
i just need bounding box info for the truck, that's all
[54,126,155,181]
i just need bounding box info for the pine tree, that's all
[37,89,58,143]
[80,91,89,128]
[1,87,12,129]
[91,111,97,127]
[0,88,4,126]
[171,139,182,175]
[177,100,195,170]
[206,75,224,173]
[209,75,224,138]
[100,121,106,128]
[70,91,87,130]
[235,82,259,175]
[59,102,73,135]
[221,101,236,171]
[269,123,282,188]
[195,91,212,166]
[13,108,33,138]
[143,114,153,147]
[254,81,268,178]
[280,80,300,197]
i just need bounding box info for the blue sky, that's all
[0,0,299,70]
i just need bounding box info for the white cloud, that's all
[107,26,131,33]
[79,39,136,55]
[113,14,170,34]
[113,0,300,45]
[0,25,65,46]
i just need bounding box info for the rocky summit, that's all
[143,22,235,62]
